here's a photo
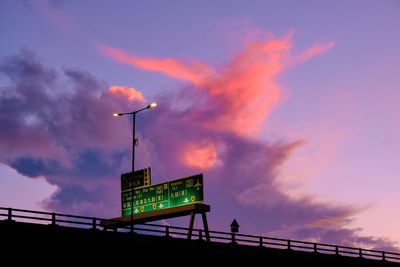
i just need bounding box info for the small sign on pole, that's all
[121,167,151,215]
[121,167,151,191]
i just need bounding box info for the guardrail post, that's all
[51,213,56,226]
[313,243,317,253]
[199,229,203,241]
[382,251,386,261]
[165,225,169,238]
[92,217,97,230]
[359,248,363,258]
[259,236,263,247]
[231,232,236,244]
[335,246,339,255]
[287,240,291,250]
[7,208,12,221]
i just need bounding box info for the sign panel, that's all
[121,167,151,191]
[121,174,203,216]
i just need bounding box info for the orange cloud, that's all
[181,141,217,170]
[100,31,334,136]
[108,85,146,102]
[99,45,211,86]
[201,34,292,135]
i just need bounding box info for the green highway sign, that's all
[121,174,203,216]
[121,167,151,191]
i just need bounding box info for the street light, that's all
[113,102,158,229]
[112,102,157,117]
[112,102,157,172]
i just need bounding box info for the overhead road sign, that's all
[121,174,203,217]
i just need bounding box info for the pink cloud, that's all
[99,31,334,137]
[108,85,146,102]
[99,45,211,86]
[292,42,335,64]
[180,141,217,170]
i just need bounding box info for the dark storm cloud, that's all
[0,49,132,215]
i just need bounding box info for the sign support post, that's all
[187,211,210,241]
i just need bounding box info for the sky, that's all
[1,0,400,251]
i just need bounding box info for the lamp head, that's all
[148,102,158,109]
[112,113,121,117]
[230,219,239,233]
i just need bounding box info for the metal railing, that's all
[1,206,399,263]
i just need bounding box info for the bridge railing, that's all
[1,206,399,263]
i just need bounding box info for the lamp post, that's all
[113,102,157,231]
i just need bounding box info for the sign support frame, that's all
[187,210,210,241]
[101,203,211,241]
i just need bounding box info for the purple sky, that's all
[1,0,400,251]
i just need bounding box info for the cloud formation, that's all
[99,45,211,86]
[98,32,398,251]
[100,33,334,138]
[108,85,146,102]
[1,32,398,252]
[181,141,217,170]
[0,49,135,216]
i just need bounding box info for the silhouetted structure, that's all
[1,207,399,266]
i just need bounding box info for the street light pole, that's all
[132,112,136,173]
[113,102,157,232]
